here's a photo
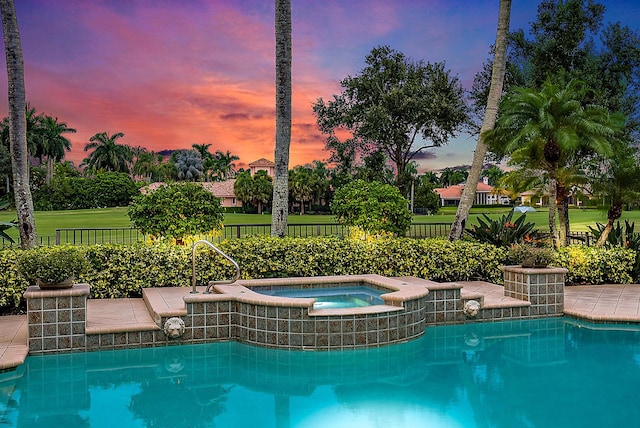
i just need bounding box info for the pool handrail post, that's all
[191,239,241,294]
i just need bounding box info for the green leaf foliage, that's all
[466,210,539,247]
[1,238,635,309]
[128,182,224,240]
[331,180,412,235]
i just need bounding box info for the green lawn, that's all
[1,205,638,243]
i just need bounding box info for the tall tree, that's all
[449,0,511,241]
[83,131,132,174]
[589,142,640,246]
[1,0,37,248]
[234,170,273,214]
[213,149,239,181]
[173,149,203,181]
[271,0,291,237]
[39,115,75,183]
[289,166,314,215]
[484,79,624,247]
[314,45,468,195]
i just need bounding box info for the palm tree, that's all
[192,143,212,160]
[450,0,511,241]
[39,116,76,183]
[133,151,163,182]
[272,0,292,237]
[590,142,640,246]
[1,0,37,248]
[173,150,203,181]
[289,166,314,215]
[484,79,624,246]
[252,170,273,214]
[213,150,239,180]
[234,170,273,214]
[83,131,133,174]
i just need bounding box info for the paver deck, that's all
[3,282,640,372]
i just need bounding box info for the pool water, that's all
[255,285,385,308]
[2,318,640,427]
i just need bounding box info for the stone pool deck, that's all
[2,282,640,371]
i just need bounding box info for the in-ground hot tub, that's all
[252,285,385,309]
[182,274,431,350]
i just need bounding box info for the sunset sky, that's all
[1,0,639,172]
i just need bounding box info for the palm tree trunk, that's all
[46,156,54,183]
[1,0,37,249]
[548,176,559,249]
[595,203,622,247]
[271,0,291,238]
[449,0,511,241]
[556,181,569,246]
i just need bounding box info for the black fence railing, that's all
[0,223,597,248]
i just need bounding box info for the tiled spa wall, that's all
[178,296,429,350]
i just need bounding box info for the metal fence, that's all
[0,223,599,248]
[1,223,456,247]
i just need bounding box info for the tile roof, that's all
[140,180,237,198]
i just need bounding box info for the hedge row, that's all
[0,237,636,308]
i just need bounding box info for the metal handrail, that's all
[191,239,240,294]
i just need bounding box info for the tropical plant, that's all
[465,210,538,247]
[588,220,640,281]
[289,166,315,215]
[38,115,75,183]
[1,0,38,249]
[588,142,640,246]
[439,167,468,187]
[173,149,203,181]
[212,150,239,181]
[234,170,273,214]
[133,151,163,182]
[483,79,624,247]
[331,180,412,236]
[83,131,133,173]
[272,0,292,237]
[128,182,223,241]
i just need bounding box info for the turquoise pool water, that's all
[2,318,640,427]
[254,285,385,308]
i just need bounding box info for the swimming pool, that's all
[253,285,385,308]
[2,317,639,427]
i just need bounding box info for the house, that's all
[434,179,510,207]
[249,158,275,178]
[141,180,241,208]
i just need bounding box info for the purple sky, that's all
[1,0,638,172]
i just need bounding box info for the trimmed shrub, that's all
[0,239,636,309]
[0,249,27,307]
[128,182,224,240]
[331,180,412,235]
[556,245,636,285]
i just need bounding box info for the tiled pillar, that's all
[24,284,90,354]
[501,266,567,316]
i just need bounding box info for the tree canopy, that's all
[484,79,624,246]
[314,45,468,195]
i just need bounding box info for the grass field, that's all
[1,205,638,243]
